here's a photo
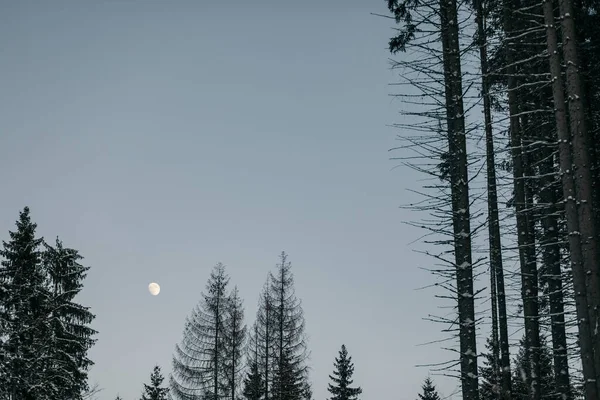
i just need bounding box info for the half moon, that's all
[148,282,160,296]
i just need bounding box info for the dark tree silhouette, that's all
[327,345,362,400]
[417,377,442,400]
[140,365,169,400]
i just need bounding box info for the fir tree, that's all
[141,365,169,400]
[417,377,442,400]
[327,345,362,400]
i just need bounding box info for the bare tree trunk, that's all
[474,0,512,397]
[538,129,572,400]
[542,2,599,397]
[440,0,479,397]
[557,1,600,394]
[502,2,541,398]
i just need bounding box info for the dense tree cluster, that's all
[0,207,97,400]
[385,0,600,397]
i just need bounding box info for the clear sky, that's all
[0,1,460,399]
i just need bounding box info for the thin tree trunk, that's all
[502,2,541,398]
[439,0,479,396]
[523,115,542,400]
[542,2,599,397]
[474,0,512,396]
[265,300,271,400]
[215,294,222,400]
[538,132,572,399]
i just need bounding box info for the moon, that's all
[148,282,160,296]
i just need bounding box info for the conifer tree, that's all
[243,323,264,400]
[170,263,231,400]
[268,252,310,400]
[254,285,275,400]
[243,361,264,400]
[0,207,52,399]
[417,378,442,400]
[141,365,169,400]
[511,335,558,400]
[43,237,97,399]
[479,337,502,400]
[327,345,362,400]
[222,286,247,400]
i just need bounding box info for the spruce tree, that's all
[170,263,230,400]
[222,286,247,400]
[479,337,502,400]
[243,361,264,400]
[140,365,169,400]
[511,335,559,400]
[271,347,304,400]
[0,207,52,399]
[327,345,362,400]
[268,252,310,400]
[417,378,442,400]
[243,322,264,400]
[43,237,97,399]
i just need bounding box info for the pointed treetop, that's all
[327,344,362,400]
[417,377,442,400]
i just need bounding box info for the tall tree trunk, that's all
[538,130,572,400]
[542,2,599,397]
[440,0,479,397]
[502,2,541,398]
[524,115,542,400]
[215,294,222,400]
[474,0,512,396]
[557,0,600,393]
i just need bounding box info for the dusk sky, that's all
[0,1,460,399]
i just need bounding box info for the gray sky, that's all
[0,1,459,399]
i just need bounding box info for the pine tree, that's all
[43,237,97,399]
[170,263,230,400]
[417,377,442,400]
[141,365,169,400]
[0,207,52,399]
[327,345,362,400]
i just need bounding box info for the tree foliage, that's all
[327,345,362,400]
